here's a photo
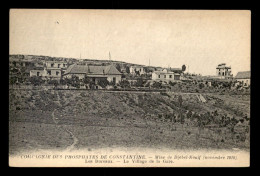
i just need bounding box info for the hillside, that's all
[9,54,158,70]
[9,89,250,155]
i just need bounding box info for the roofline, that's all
[63,72,86,75]
[88,73,122,75]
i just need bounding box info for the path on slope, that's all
[52,109,78,152]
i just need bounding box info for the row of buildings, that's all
[27,61,185,84]
[9,57,250,88]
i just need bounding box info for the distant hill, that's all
[9,54,163,72]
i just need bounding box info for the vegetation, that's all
[29,76,44,86]
[182,64,186,72]
[97,78,109,88]
[9,89,250,154]
[120,80,130,88]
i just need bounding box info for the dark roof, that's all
[64,64,121,75]
[235,71,250,79]
[169,68,182,71]
[216,66,231,69]
[64,64,89,74]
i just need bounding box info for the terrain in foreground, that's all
[9,89,250,155]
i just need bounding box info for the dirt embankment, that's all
[9,89,250,154]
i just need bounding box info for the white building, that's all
[152,68,181,82]
[29,61,67,80]
[216,63,232,79]
[45,61,67,69]
[129,66,145,75]
[235,71,250,87]
[30,68,62,80]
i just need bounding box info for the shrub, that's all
[152,82,162,89]
[48,79,58,87]
[29,76,44,86]
[169,81,177,87]
[199,83,205,89]
[136,78,145,87]
[120,80,130,88]
[97,78,109,88]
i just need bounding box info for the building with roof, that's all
[45,61,67,70]
[216,63,232,79]
[63,64,122,84]
[29,61,67,80]
[152,68,182,82]
[9,58,35,67]
[168,68,183,74]
[235,71,250,87]
[29,68,62,80]
[129,66,146,75]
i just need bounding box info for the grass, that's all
[9,89,250,155]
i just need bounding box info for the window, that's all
[58,64,60,68]
[48,71,51,75]
[169,75,172,78]
[158,75,160,78]
[37,72,40,76]
[56,71,59,76]
[164,75,166,78]
[51,63,54,67]
[113,77,116,84]
[175,75,180,80]
[63,64,66,67]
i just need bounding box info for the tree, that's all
[67,75,80,88]
[199,83,205,89]
[126,66,130,74]
[97,78,109,88]
[182,65,186,72]
[120,80,130,88]
[136,78,145,87]
[29,76,44,86]
[48,79,59,88]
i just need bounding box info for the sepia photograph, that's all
[9,9,250,167]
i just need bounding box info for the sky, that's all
[10,9,251,76]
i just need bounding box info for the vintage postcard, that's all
[9,9,250,167]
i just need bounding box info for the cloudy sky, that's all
[10,9,250,76]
